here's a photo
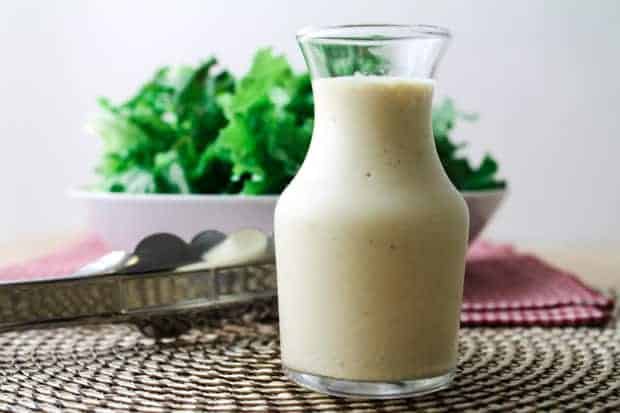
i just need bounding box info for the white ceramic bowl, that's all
[461,189,506,242]
[69,189,506,251]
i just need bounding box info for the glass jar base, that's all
[283,366,455,399]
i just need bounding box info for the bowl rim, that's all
[67,187,280,202]
[460,188,507,198]
[68,186,506,201]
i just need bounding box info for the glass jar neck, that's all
[300,76,438,184]
[297,24,450,81]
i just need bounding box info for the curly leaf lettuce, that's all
[209,49,312,194]
[432,99,505,191]
[89,50,504,195]
[88,58,234,193]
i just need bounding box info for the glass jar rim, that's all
[297,24,451,43]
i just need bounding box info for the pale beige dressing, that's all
[275,76,468,381]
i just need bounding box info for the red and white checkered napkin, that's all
[0,236,107,282]
[0,236,614,327]
[463,242,614,326]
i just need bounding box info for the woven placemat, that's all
[1,300,619,412]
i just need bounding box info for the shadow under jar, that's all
[274,24,468,399]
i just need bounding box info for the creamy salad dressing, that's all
[275,76,468,381]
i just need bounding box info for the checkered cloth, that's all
[0,236,614,326]
[465,242,614,326]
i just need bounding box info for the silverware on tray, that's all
[0,229,277,338]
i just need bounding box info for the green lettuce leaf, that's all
[89,50,504,195]
[88,57,234,193]
[209,48,312,194]
[432,99,505,191]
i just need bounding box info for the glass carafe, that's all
[275,24,468,398]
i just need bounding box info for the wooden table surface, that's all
[0,233,618,291]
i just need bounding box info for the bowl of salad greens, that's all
[72,49,506,250]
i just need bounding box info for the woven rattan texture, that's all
[1,300,619,412]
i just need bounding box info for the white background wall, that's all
[0,0,618,245]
